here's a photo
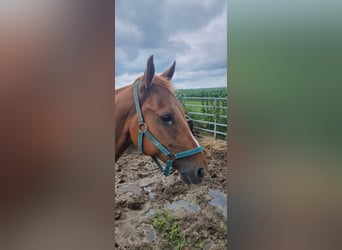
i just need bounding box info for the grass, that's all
[220,222,227,234]
[154,210,186,250]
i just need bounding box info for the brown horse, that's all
[115,55,207,184]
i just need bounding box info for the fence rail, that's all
[177,96,227,139]
[187,111,227,119]
[179,97,227,100]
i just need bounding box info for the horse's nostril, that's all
[197,167,205,178]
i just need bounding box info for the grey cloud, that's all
[115,0,227,88]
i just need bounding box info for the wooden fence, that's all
[177,96,227,140]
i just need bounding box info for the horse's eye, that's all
[160,114,173,124]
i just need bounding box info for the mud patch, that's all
[115,136,228,249]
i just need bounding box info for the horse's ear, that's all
[141,55,155,89]
[161,61,176,80]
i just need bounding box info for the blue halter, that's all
[133,79,203,176]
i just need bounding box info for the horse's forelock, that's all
[138,75,174,95]
[137,75,177,110]
[152,75,175,93]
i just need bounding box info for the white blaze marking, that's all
[190,132,200,147]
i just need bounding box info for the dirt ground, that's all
[115,136,228,249]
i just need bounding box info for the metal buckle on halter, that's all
[167,153,176,161]
[138,123,148,133]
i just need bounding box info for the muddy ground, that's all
[115,136,228,249]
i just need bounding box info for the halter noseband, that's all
[133,79,203,176]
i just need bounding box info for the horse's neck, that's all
[115,85,135,161]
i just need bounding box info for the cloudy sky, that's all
[115,0,227,89]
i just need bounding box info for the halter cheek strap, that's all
[133,79,203,176]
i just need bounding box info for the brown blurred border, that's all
[1,1,115,249]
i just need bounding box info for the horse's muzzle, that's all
[180,166,206,184]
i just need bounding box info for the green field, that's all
[175,88,228,140]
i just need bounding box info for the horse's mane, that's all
[115,84,130,94]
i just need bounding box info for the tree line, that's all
[174,87,227,98]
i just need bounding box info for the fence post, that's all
[178,95,184,108]
[214,98,217,139]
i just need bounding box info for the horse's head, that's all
[129,55,207,184]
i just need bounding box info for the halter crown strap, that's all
[133,80,144,125]
[133,79,203,176]
[133,80,146,154]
